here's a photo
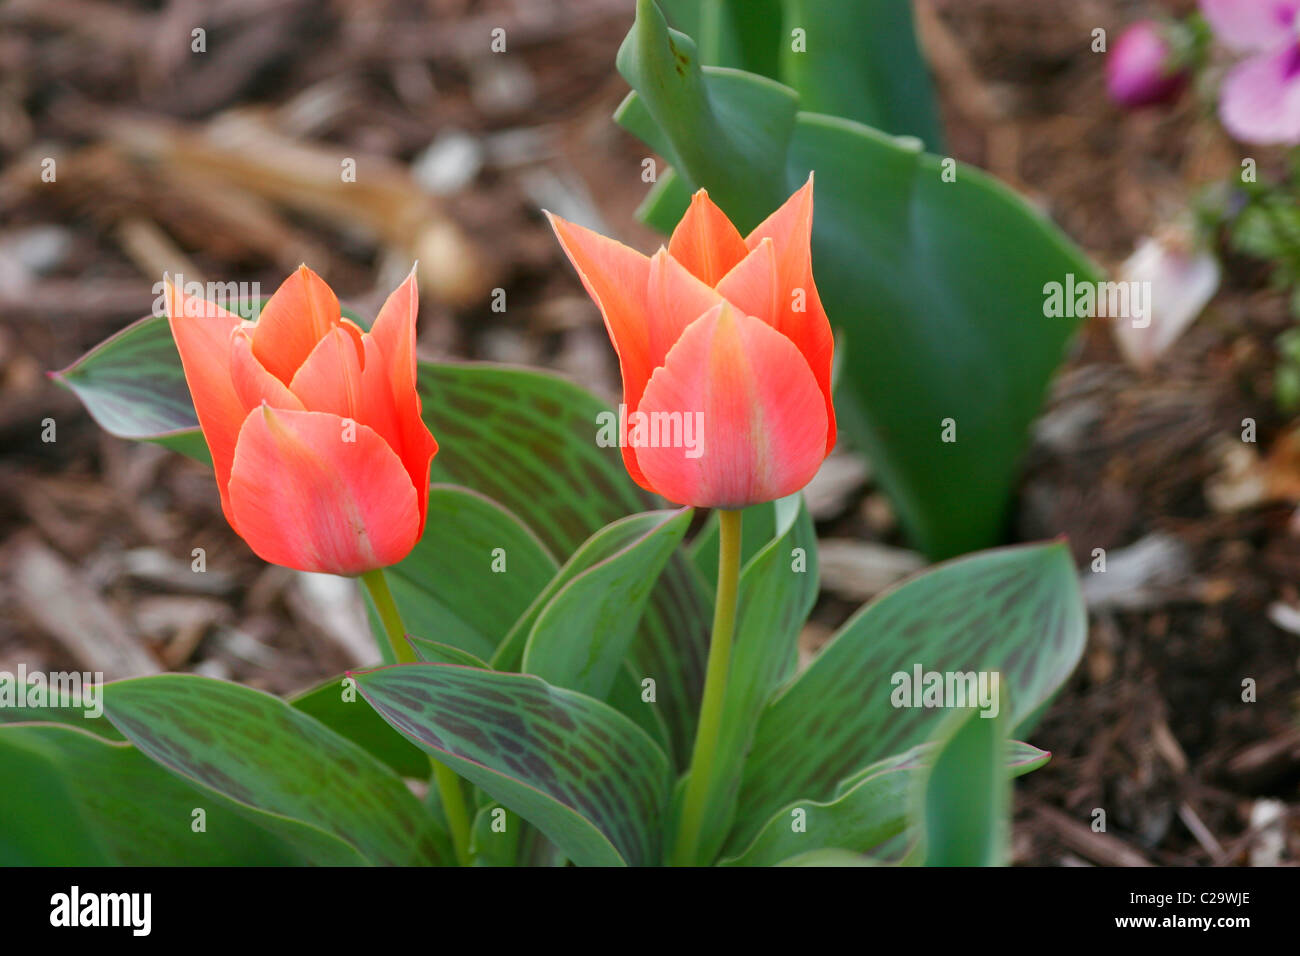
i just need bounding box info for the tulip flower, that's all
[1200,0,1300,144]
[547,177,835,509]
[165,265,439,576]
[1107,20,1190,108]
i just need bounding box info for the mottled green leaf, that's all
[289,672,429,778]
[724,738,1045,867]
[726,542,1084,854]
[381,485,558,661]
[354,664,671,867]
[421,362,710,766]
[103,674,449,865]
[523,508,690,700]
[0,723,363,865]
[51,314,208,461]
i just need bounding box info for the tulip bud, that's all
[548,179,835,509]
[166,265,439,575]
[1107,20,1189,108]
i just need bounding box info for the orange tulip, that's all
[547,177,834,509]
[165,265,438,575]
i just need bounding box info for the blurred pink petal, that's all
[1200,0,1299,51]
[1219,44,1300,144]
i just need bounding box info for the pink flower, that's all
[1108,21,1189,107]
[1201,0,1300,144]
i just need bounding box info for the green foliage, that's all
[617,0,1097,559]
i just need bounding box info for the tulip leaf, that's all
[0,723,365,865]
[658,0,784,79]
[921,696,1011,867]
[724,541,1084,854]
[777,0,943,149]
[51,315,210,461]
[288,672,431,778]
[407,636,492,669]
[420,362,710,766]
[616,1,1098,558]
[523,508,690,700]
[615,0,798,234]
[722,738,1045,867]
[380,485,559,662]
[469,802,522,867]
[692,495,818,864]
[657,0,943,150]
[102,674,450,865]
[353,663,672,867]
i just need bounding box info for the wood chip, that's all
[9,534,159,678]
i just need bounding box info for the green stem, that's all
[360,568,473,866]
[671,509,742,866]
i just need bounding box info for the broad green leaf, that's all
[922,696,1011,866]
[381,485,558,661]
[658,0,783,78]
[0,723,363,865]
[103,674,449,865]
[779,0,943,150]
[725,541,1084,854]
[469,803,521,867]
[523,508,690,700]
[659,0,943,150]
[420,362,710,766]
[0,685,124,741]
[616,3,1099,558]
[51,315,209,461]
[609,661,674,759]
[289,672,430,778]
[723,738,1045,867]
[354,664,671,867]
[615,0,798,234]
[693,496,818,864]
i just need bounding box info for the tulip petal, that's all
[715,237,782,327]
[251,265,343,384]
[1199,0,1297,52]
[740,175,837,453]
[634,304,828,509]
[546,212,653,393]
[667,189,750,286]
[288,326,366,419]
[164,278,247,523]
[227,407,421,575]
[230,328,304,414]
[1218,47,1300,146]
[360,270,440,535]
[646,248,723,370]
[547,213,658,487]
